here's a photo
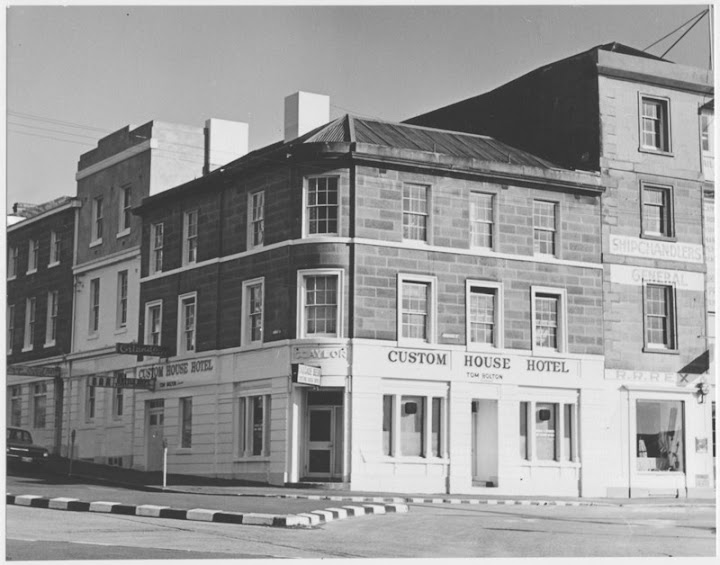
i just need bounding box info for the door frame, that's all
[145,400,165,471]
[304,405,342,479]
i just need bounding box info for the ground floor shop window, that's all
[519,401,576,462]
[238,395,271,457]
[636,399,684,472]
[32,383,47,429]
[382,394,444,458]
[179,397,192,448]
[10,386,22,426]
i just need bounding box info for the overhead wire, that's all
[642,8,708,52]
[660,9,709,58]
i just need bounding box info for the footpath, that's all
[7,457,715,529]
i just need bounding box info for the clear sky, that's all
[5,3,713,205]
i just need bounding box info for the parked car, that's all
[6,427,49,464]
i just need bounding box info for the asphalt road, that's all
[6,500,716,559]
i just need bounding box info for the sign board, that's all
[116,342,171,357]
[115,373,156,391]
[292,363,322,386]
[8,365,61,378]
[609,235,703,264]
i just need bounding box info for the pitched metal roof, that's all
[304,115,559,169]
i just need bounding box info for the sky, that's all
[5,3,714,206]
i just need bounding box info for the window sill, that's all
[21,346,34,353]
[47,261,60,269]
[87,333,99,341]
[182,261,197,268]
[642,346,679,355]
[396,340,437,350]
[43,341,56,348]
[116,229,131,239]
[639,147,673,157]
[466,343,502,352]
[519,460,580,468]
[380,456,449,464]
[7,275,17,282]
[26,269,37,276]
[114,327,128,336]
[234,455,271,462]
[640,234,677,243]
[634,470,685,476]
[239,341,263,351]
[531,347,564,356]
[89,239,103,248]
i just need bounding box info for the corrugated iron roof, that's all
[11,196,76,219]
[305,115,559,169]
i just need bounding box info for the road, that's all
[6,500,716,559]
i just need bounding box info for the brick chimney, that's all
[284,91,330,143]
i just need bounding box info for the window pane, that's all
[519,402,528,459]
[535,294,558,349]
[535,403,557,461]
[252,396,264,455]
[305,275,338,336]
[181,398,192,448]
[382,395,393,456]
[432,397,441,457]
[562,404,573,461]
[401,396,424,456]
[470,289,495,344]
[636,400,684,472]
[403,184,428,241]
[402,282,429,340]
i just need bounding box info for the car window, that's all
[7,429,32,443]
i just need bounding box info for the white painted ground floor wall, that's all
[47,340,716,498]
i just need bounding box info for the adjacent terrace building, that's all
[409,42,715,497]
[7,196,81,454]
[127,92,609,496]
[64,118,248,466]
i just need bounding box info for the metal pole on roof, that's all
[709,4,714,70]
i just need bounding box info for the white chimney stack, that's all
[205,119,249,173]
[284,91,330,143]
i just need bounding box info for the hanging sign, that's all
[291,363,322,386]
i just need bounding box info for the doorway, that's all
[146,399,165,471]
[472,399,499,487]
[304,390,343,480]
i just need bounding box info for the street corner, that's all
[5,492,410,529]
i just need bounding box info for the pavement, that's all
[6,457,716,529]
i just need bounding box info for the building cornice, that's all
[74,247,140,274]
[7,200,82,233]
[76,139,157,181]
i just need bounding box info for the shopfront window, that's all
[636,400,684,472]
[401,396,424,456]
[238,394,271,457]
[519,401,528,460]
[535,403,557,461]
[382,395,393,456]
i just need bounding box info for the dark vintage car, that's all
[6,427,49,464]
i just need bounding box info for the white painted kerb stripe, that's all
[89,501,120,513]
[136,505,169,517]
[49,497,80,509]
[14,495,43,506]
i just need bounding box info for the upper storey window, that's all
[248,190,265,248]
[640,96,671,153]
[470,192,494,250]
[150,223,164,275]
[403,183,429,242]
[183,210,198,265]
[91,196,104,244]
[306,177,338,236]
[533,200,557,257]
[641,184,674,239]
[27,239,39,274]
[49,231,61,266]
[118,185,132,235]
[8,246,18,279]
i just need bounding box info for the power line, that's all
[643,8,708,52]
[8,129,95,147]
[660,9,709,58]
[8,121,102,141]
[8,110,109,133]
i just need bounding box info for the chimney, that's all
[284,91,330,143]
[204,119,249,174]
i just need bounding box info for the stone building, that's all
[7,196,81,454]
[126,91,611,495]
[408,42,715,497]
